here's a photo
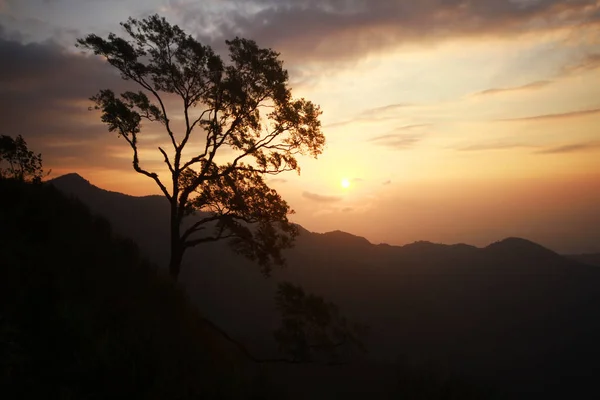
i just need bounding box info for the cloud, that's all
[269,178,288,184]
[457,142,535,152]
[369,134,421,149]
[341,207,354,213]
[382,180,392,185]
[473,80,552,96]
[359,103,415,117]
[536,141,600,154]
[302,191,343,203]
[368,125,430,149]
[324,112,412,130]
[171,0,600,65]
[498,108,600,122]
[561,53,600,76]
[0,35,168,173]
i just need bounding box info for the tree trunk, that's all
[168,205,183,279]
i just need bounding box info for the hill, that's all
[0,178,278,399]
[49,173,600,399]
[567,253,600,267]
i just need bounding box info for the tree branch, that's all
[158,146,174,174]
[121,132,172,201]
[198,316,350,366]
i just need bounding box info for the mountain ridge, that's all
[47,171,600,399]
[48,172,570,255]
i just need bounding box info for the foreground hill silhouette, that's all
[49,173,600,398]
[0,179,282,399]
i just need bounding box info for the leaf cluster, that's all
[76,14,326,274]
[273,282,368,364]
[0,135,46,183]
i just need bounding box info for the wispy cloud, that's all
[368,125,430,150]
[369,133,421,150]
[536,141,600,154]
[473,80,552,97]
[359,103,415,117]
[457,142,535,152]
[302,191,342,203]
[324,112,414,130]
[269,178,288,184]
[395,124,431,131]
[498,108,600,122]
[560,53,600,76]
[382,180,392,185]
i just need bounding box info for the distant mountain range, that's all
[50,173,600,399]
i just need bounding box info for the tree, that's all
[77,15,325,279]
[0,135,45,183]
[274,282,368,364]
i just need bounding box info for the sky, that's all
[1,0,599,253]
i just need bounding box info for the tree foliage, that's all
[0,135,45,183]
[274,282,368,364]
[77,15,325,278]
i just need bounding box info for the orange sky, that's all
[1,0,599,253]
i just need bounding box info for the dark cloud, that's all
[0,33,189,174]
[0,36,120,169]
[498,108,600,122]
[302,191,342,203]
[172,0,600,64]
[536,141,600,154]
[473,80,552,96]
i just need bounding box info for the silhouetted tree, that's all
[77,15,325,279]
[0,135,45,183]
[274,282,368,364]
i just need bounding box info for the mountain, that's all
[0,178,269,399]
[567,253,600,267]
[49,173,600,399]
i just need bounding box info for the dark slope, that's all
[567,253,600,267]
[51,173,171,265]
[0,179,274,399]
[49,173,600,399]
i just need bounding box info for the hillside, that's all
[567,253,600,267]
[0,179,276,399]
[49,173,600,399]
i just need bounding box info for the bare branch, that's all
[120,132,172,201]
[158,146,174,174]
[184,233,235,248]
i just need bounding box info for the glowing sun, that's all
[341,178,351,189]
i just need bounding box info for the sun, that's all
[341,178,351,189]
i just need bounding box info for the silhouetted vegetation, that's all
[0,134,47,182]
[46,172,600,398]
[274,282,368,364]
[1,173,494,399]
[0,179,282,399]
[77,14,325,279]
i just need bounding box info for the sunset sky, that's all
[1,0,599,253]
